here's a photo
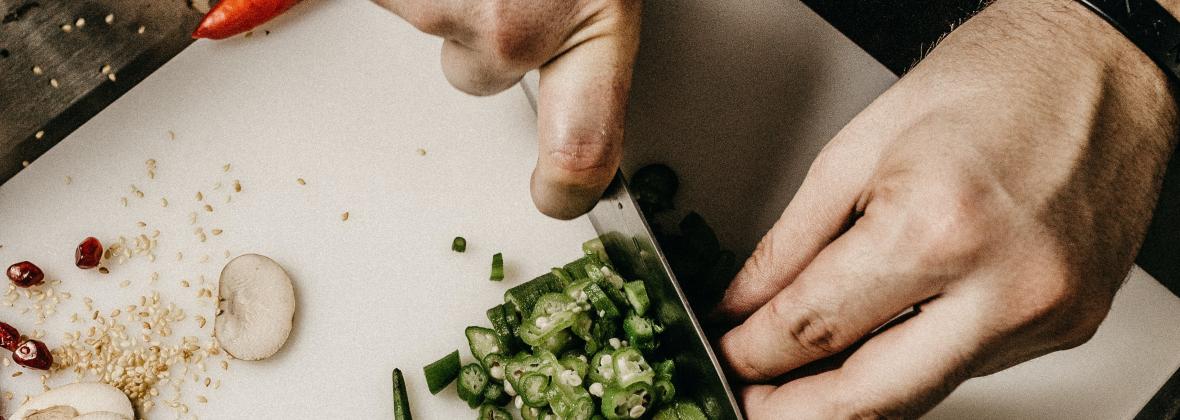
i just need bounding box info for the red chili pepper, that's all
[191,0,300,40]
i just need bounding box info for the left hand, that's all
[712,0,1179,417]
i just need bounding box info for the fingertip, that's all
[529,165,611,220]
[718,326,768,383]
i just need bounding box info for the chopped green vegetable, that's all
[458,363,490,407]
[423,350,461,395]
[452,236,467,253]
[432,236,691,418]
[392,368,413,420]
[623,280,650,316]
[490,252,505,281]
[466,326,504,363]
[479,403,512,420]
[504,272,563,316]
[483,381,511,406]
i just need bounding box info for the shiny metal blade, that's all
[519,76,742,418]
[588,176,743,419]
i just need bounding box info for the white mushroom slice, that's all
[215,253,296,360]
[11,382,133,420]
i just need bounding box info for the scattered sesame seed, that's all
[121,197,128,207]
[233,180,242,192]
[12,371,21,377]
[107,72,117,82]
[204,204,213,212]
[98,267,109,274]
[34,130,44,139]
[64,176,72,185]
[416,148,427,156]
[137,25,145,34]
[222,163,231,172]
[168,130,176,140]
[49,78,59,88]
[211,229,222,236]
[75,17,86,27]
[31,65,42,76]
[21,161,29,168]
[105,13,115,24]
[101,64,111,75]
[61,24,73,32]
[341,211,350,221]
[161,197,169,207]
[196,191,203,201]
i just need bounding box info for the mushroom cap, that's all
[11,382,134,420]
[215,253,296,360]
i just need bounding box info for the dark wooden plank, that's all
[0,0,200,182]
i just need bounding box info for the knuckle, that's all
[767,297,845,357]
[877,174,997,268]
[545,133,618,181]
[484,2,552,68]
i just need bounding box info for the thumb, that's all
[531,1,642,220]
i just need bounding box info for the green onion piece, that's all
[391,368,413,420]
[423,350,461,395]
[490,252,505,281]
[457,363,490,407]
[452,236,467,253]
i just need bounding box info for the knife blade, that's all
[520,74,743,419]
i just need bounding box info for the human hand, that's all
[712,0,1179,417]
[370,0,642,219]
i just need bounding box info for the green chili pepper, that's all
[452,236,467,253]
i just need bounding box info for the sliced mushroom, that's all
[215,253,296,360]
[11,382,133,420]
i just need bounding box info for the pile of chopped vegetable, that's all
[420,238,708,420]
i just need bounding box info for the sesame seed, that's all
[168,130,176,140]
[203,204,213,212]
[296,178,306,185]
[12,371,22,377]
[34,130,44,139]
[195,191,203,201]
[211,229,222,236]
[105,13,114,24]
[107,72,117,82]
[233,180,242,192]
[21,161,29,168]
[416,148,427,156]
[222,163,231,172]
[61,24,73,32]
[99,267,110,274]
[49,78,59,88]
[341,212,350,221]
[32,65,42,75]
[101,64,111,75]
[75,17,86,27]
[137,25,145,34]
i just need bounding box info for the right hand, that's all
[371,0,643,219]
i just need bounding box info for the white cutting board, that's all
[0,1,593,417]
[1,0,1179,418]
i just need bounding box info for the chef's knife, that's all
[520,74,743,419]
